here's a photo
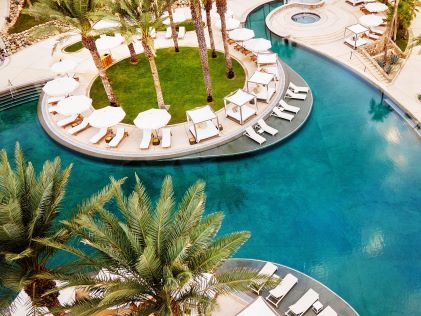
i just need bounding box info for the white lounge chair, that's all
[178,26,186,39]
[67,118,90,135]
[161,128,171,148]
[256,119,278,136]
[367,32,380,40]
[244,126,266,145]
[140,129,152,149]
[249,262,278,295]
[285,288,319,316]
[318,306,337,316]
[279,100,300,113]
[285,89,307,100]
[165,27,172,39]
[108,127,127,148]
[57,114,79,127]
[370,27,385,35]
[271,107,294,121]
[265,274,298,307]
[90,128,108,144]
[288,82,309,94]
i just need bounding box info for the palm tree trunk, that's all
[127,42,139,64]
[141,38,166,109]
[81,35,118,106]
[24,279,65,316]
[392,0,400,41]
[218,11,234,78]
[189,0,213,102]
[168,6,180,52]
[205,9,217,58]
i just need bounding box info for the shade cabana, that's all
[236,297,279,316]
[224,89,257,125]
[257,53,277,66]
[344,24,369,49]
[186,105,220,143]
[247,71,276,103]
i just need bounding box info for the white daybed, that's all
[237,296,279,316]
[186,105,221,143]
[247,71,276,103]
[224,89,258,125]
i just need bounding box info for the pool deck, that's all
[215,258,359,316]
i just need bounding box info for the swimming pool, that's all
[1,1,421,315]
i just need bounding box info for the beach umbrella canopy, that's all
[95,35,124,51]
[134,109,171,130]
[51,59,77,74]
[229,28,255,41]
[163,8,191,25]
[54,95,92,115]
[365,2,388,12]
[88,106,126,128]
[42,77,79,96]
[93,19,121,30]
[243,38,272,53]
[211,7,234,19]
[359,14,384,27]
[215,17,241,31]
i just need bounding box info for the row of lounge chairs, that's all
[243,262,337,316]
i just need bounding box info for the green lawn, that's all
[63,41,84,53]
[89,48,245,124]
[8,1,44,34]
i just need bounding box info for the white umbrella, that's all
[95,35,124,51]
[88,106,126,128]
[359,14,384,27]
[51,59,77,74]
[211,7,234,19]
[229,28,255,41]
[93,19,121,30]
[215,17,240,31]
[43,77,79,97]
[365,2,388,12]
[163,8,190,25]
[243,38,272,53]
[54,95,92,115]
[134,109,171,130]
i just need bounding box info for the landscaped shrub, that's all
[390,54,400,65]
[377,59,386,68]
[384,64,393,74]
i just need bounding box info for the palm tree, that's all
[0,144,73,315]
[38,176,272,315]
[190,0,213,102]
[162,0,180,52]
[203,0,217,58]
[25,0,119,105]
[215,0,234,78]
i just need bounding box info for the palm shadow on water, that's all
[368,98,392,122]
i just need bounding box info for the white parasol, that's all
[88,106,126,128]
[43,77,79,96]
[93,20,121,30]
[359,14,384,27]
[243,38,272,53]
[163,8,191,25]
[133,109,171,130]
[365,2,388,12]
[54,95,92,115]
[95,35,124,51]
[214,17,241,31]
[51,59,77,74]
[211,8,234,19]
[228,28,255,41]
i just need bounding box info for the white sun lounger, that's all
[266,273,298,307]
[67,118,90,135]
[90,128,108,144]
[237,296,279,316]
[178,26,186,39]
[165,27,172,39]
[249,262,278,295]
[244,127,266,145]
[108,127,127,148]
[285,89,307,100]
[57,114,79,127]
[256,119,278,136]
[318,306,337,316]
[271,107,294,121]
[285,288,319,316]
[279,100,300,113]
[288,82,309,94]
[161,127,171,148]
[140,129,152,149]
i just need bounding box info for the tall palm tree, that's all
[203,0,217,58]
[190,0,213,102]
[215,0,234,78]
[0,144,73,315]
[162,0,180,52]
[37,176,273,316]
[25,0,119,106]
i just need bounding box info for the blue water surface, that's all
[1,2,421,315]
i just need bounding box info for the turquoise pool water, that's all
[1,2,421,315]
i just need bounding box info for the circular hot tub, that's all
[291,12,321,24]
